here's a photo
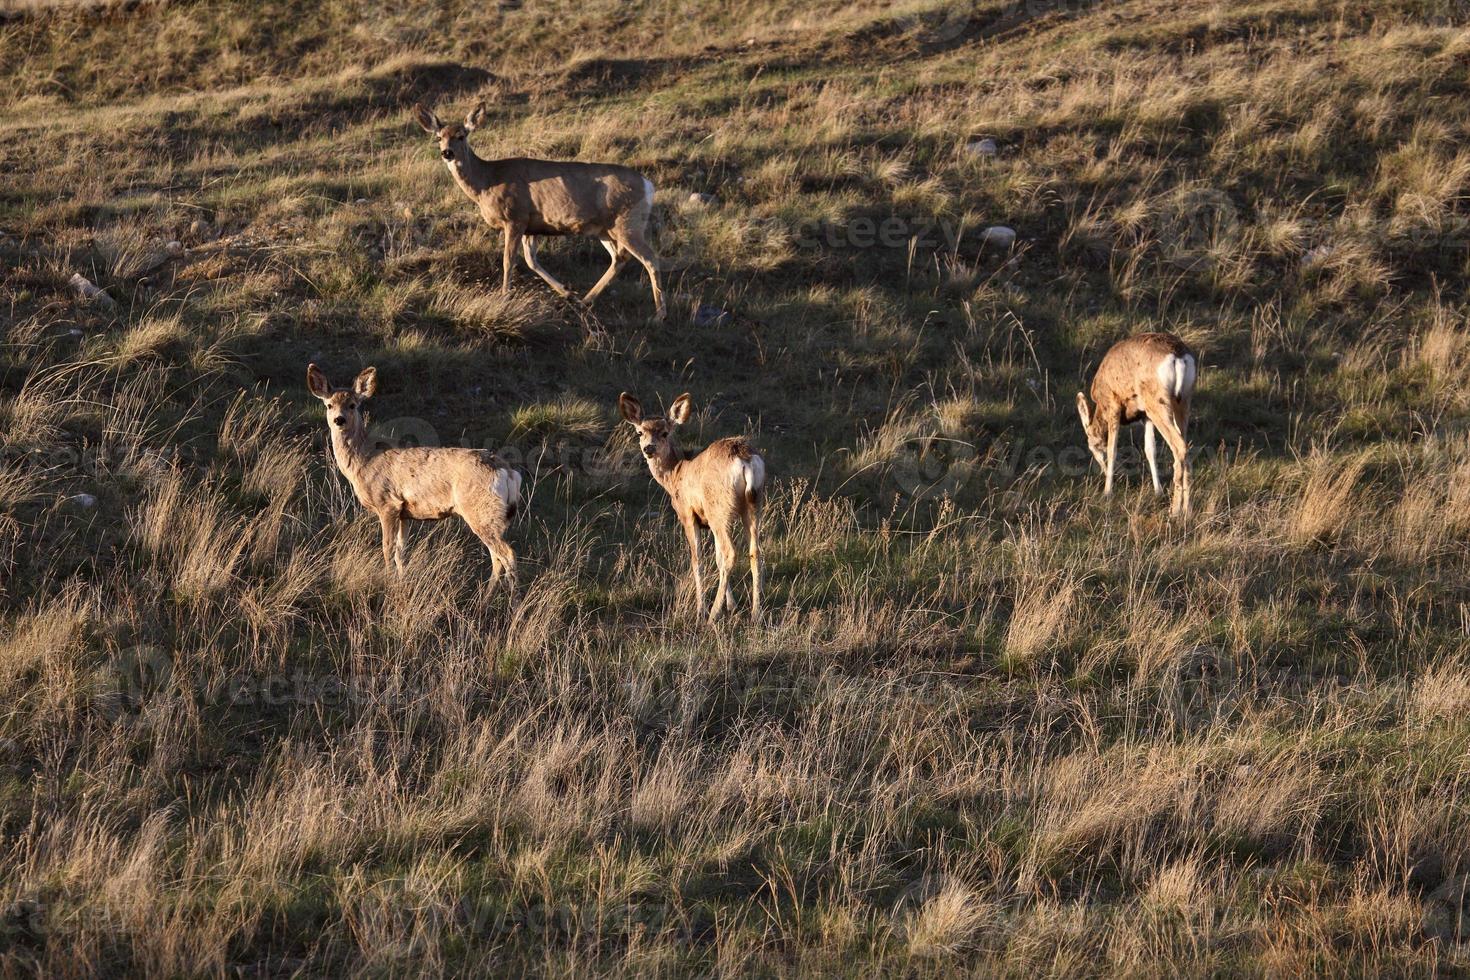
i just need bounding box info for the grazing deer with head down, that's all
[619,392,765,624]
[307,364,521,585]
[413,102,667,321]
[1076,332,1198,515]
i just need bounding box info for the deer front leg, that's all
[502,226,522,294]
[378,510,405,574]
[681,518,705,620]
[1104,425,1119,495]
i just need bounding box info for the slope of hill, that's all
[3,0,1470,973]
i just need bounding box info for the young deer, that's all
[413,102,666,320]
[619,392,765,624]
[306,364,521,585]
[1076,332,1198,515]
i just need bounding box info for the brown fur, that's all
[1076,331,1198,515]
[413,102,666,320]
[619,392,766,624]
[307,364,520,584]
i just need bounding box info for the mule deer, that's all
[619,392,765,623]
[1076,332,1198,515]
[307,364,521,585]
[413,102,667,320]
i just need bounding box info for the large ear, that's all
[668,393,693,426]
[353,367,378,399]
[618,392,643,425]
[464,101,488,132]
[306,363,332,399]
[412,103,441,135]
[1075,391,1091,428]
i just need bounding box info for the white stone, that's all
[981,225,1017,249]
[68,272,115,309]
[966,138,998,157]
[64,493,97,509]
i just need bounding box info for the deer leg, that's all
[622,235,666,322]
[682,519,706,620]
[464,515,516,594]
[1103,426,1119,495]
[583,236,628,306]
[743,503,762,624]
[520,235,574,299]
[379,511,404,574]
[1144,420,1163,495]
[708,525,736,624]
[1156,415,1191,516]
[502,227,522,294]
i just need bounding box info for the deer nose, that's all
[642,445,656,457]
[441,149,454,160]
[333,416,347,427]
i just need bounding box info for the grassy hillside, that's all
[4,0,1470,973]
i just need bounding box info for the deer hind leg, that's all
[520,235,574,299]
[1153,406,1191,516]
[583,236,628,306]
[682,519,706,620]
[1144,420,1163,495]
[708,524,736,624]
[743,501,762,624]
[621,231,666,322]
[463,513,516,594]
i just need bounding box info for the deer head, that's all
[619,392,691,469]
[307,363,377,442]
[413,102,487,164]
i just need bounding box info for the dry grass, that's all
[2,0,1470,974]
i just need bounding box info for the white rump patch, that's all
[1156,353,1197,399]
[493,467,522,506]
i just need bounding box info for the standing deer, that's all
[413,102,667,321]
[619,392,765,624]
[306,364,521,585]
[1075,332,1198,515]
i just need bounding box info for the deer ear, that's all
[618,392,642,425]
[354,367,378,399]
[668,393,693,426]
[412,103,441,135]
[1075,391,1091,427]
[465,102,488,132]
[306,363,332,399]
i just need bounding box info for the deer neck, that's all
[446,145,494,198]
[328,421,380,495]
[647,447,688,499]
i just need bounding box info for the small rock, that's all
[1302,244,1335,270]
[165,240,184,257]
[691,304,732,328]
[688,192,716,207]
[355,198,369,205]
[68,273,115,309]
[68,329,84,339]
[966,138,999,157]
[63,493,98,509]
[980,225,1017,250]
